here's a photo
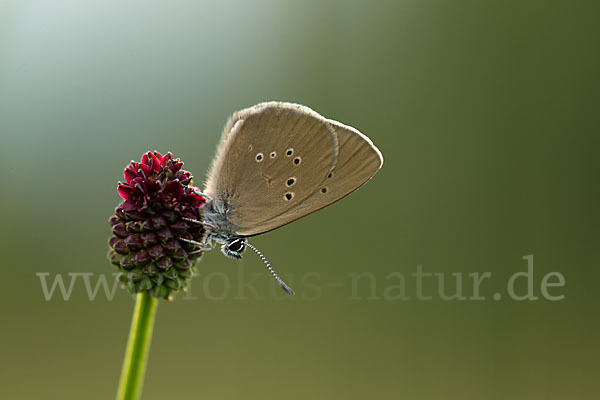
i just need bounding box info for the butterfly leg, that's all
[180,237,214,254]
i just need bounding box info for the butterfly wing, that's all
[204,102,339,236]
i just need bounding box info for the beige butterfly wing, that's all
[204,102,383,237]
[204,102,339,235]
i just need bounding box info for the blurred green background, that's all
[1,1,598,399]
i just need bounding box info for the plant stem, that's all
[116,292,158,400]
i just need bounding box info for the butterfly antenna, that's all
[245,242,295,295]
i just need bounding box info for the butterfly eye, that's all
[222,238,246,259]
[228,238,245,252]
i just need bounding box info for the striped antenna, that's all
[245,242,295,295]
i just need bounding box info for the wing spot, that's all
[286,177,296,187]
[256,153,263,162]
[286,148,294,157]
[321,187,328,194]
[284,192,294,201]
[270,151,277,158]
[293,157,301,165]
[248,145,253,151]
[327,172,333,179]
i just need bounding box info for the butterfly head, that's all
[221,237,246,259]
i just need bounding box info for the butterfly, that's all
[184,102,383,294]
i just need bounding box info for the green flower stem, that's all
[116,292,158,400]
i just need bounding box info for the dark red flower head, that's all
[108,151,206,300]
